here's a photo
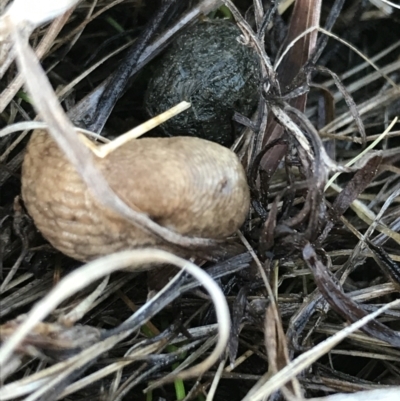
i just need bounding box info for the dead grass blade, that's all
[0,7,76,113]
[303,243,400,348]
[0,249,230,384]
[243,290,400,401]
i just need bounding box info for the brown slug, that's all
[21,130,250,262]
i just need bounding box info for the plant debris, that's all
[1,0,400,400]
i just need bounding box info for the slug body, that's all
[145,19,259,146]
[21,130,250,261]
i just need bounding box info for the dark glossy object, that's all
[145,19,259,146]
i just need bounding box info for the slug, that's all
[21,130,250,262]
[145,19,260,146]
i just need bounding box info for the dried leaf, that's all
[265,303,302,399]
[367,240,400,288]
[260,0,322,174]
[228,286,248,365]
[318,154,382,244]
[0,320,102,360]
[303,243,400,348]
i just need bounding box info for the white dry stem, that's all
[241,298,400,401]
[310,387,400,401]
[371,0,399,12]
[206,356,227,401]
[0,121,109,142]
[22,331,133,401]
[0,326,219,399]
[0,6,76,113]
[270,104,314,160]
[59,342,162,400]
[0,249,231,382]
[324,88,400,136]
[145,335,218,393]
[322,41,400,88]
[275,26,399,90]
[274,26,319,71]
[64,327,218,399]
[316,27,400,91]
[325,117,398,191]
[59,275,110,326]
[225,349,254,372]
[322,58,400,106]
[94,101,191,158]
[278,0,296,15]
[3,0,80,28]
[57,37,136,101]
[0,120,108,165]
[362,184,400,244]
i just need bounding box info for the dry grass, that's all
[1,0,400,400]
